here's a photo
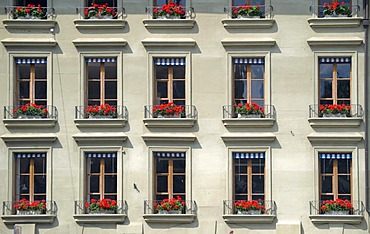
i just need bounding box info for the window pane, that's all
[321,176,332,193]
[337,80,350,98]
[338,195,351,201]
[156,82,168,99]
[34,195,46,201]
[320,64,333,78]
[156,66,168,79]
[105,63,117,79]
[320,80,332,98]
[105,195,117,200]
[173,100,185,106]
[321,195,334,201]
[338,176,351,194]
[88,82,101,99]
[89,158,101,173]
[235,175,247,194]
[173,81,185,99]
[173,159,185,173]
[35,101,46,106]
[321,159,333,174]
[20,159,30,173]
[337,63,351,78]
[157,176,168,193]
[34,176,46,193]
[338,160,351,174]
[19,82,30,99]
[86,0,117,6]
[252,195,264,200]
[251,80,264,99]
[33,158,46,173]
[18,65,30,79]
[234,65,247,79]
[16,0,47,6]
[105,100,117,106]
[252,159,264,173]
[156,195,168,201]
[252,175,264,193]
[235,165,247,174]
[35,64,47,79]
[173,175,185,193]
[251,65,264,79]
[89,176,99,193]
[235,195,247,201]
[252,100,264,107]
[173,66,185,79]
[104,158,117,173]
[35,81,47,99]
[154,0,185,6]
[87,63,101,79]
[105,81,117,99]
[234,81,247,99]
[19,176,29,194]
[156,158,168,173]
[104,176,117,193]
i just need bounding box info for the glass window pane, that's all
[105,195,117,200]
[86,0,117,7]
[321,176,332,193]
[88,63,101,79]
[321,195,334,201]
[104,158,117,173]
[34,176,46,193]
[89,158,101,173]
[234,65,247,79]
[251,65,264,79]
[34,195,46,201]
[321,159,333,174]
[105,81,117,99]
[33,158,46,173]
[338,195,351,201]
[234,81,247,99]
[320,80,332,98]
[19,82,30,99]
[337,63,351,78]
[156,158,168,173]
[156,82,168,99]
[173,81,185,99]
[252,175,264,193]
[105,63,117,79]
[88,82,101,99]
[338,176,351,194]
[18,65,30,80]
[156,176,168,193]
[235,161,247,173]
[19,176,29,194]
[173,66,185,79]
[173,159,185,173]
[252,159,265,173]
[251,80,264,99]
[89,176,99,193]
[35,64,47,79]
[173,100,185,106]
[173,175,185,193]
[104,176,117,193]
[252,195,264,200]
[19,159,30,173]
[338,160,351,174]
[337,80,350,98]
[156,66,168,79]
[156,195,168,201]
[235,175,247,194]
[35,81,47,99]
[17,0,47,7]
[320,64,333,78]
[252,100,264,107]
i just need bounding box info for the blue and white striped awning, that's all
[85,153,117,158]
[233,152,265,159]
[319,57,351,63]
[153,152,186,158]
[15,58,47,64]
[85,58,116,63]
[154,58,185,66]
[14,153,46,158]
[233,58,264,64]
[319,153,352,159]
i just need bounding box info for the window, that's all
[154,58,186,106]
[154,152,186,201]
[85,0,117,7]
[86,58,117,106]
[319,153,352,201]
[233,152,265,201]
[154,0,186,6]
[318,0,351,17]
[233,58,265,107]
[15,153,47,201]
[319,57,351,105]
[15,58,47,106]
[232,0,264,5]
[15,0,47,6]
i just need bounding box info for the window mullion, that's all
[247,65,251,104]
[100,159,105,199]
[30,65,35,104]
[247,159,252,200]
[30,159,35,201]
[333,160,338,199]
[101,63,105,105]
[333,64,338,104]
[169,67,174,102]
[168,159,173,199]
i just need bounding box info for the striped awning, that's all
[154,58,185,66]
[15,58,47,64]
[233,58,264,64]
[153,152,186,158]
[85,58,116,63]
[233,152,265,159]
[319,153,352,159]
[85,152,117,158]
[14,153,46,158]
[319,57,351,63]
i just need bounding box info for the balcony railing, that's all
[224,5,273,19]
[223,105,276,119]
[75,105,128,120]
[76,7,126,19]
[145,6,195,19]
[309,200,365,215]
[4,105,58,119]
[74,200,127,215]
[223,200,276,215]
[144,105,197,119]
[308,104,363,118]
[5,6,55,20]
[2,200,57,215]
[309,4,360,18]
[144,200,196,214]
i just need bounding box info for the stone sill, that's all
[221,133,276,142]
[308,118,362,128]
[222,19,275,29]
[1,214,56,224]
[309,215,363,224]
[307,133,363,143]
[1,133,57,143]
[308,17,363,28]
[73,133,127,143]
[142,133,196,142]
[1,38,57,47]
[222,214,276,224]
[74,119,127,128]
[3,119,57,128]
[74,19,127,29]
[73,38,127,47]
[143,19,195,29]
[143,214,196,224]
[221,38,276,47]
[307,37,363,46]
[73,214,126,224]
[222,118,275,128]
[143,118,196,128]
[142,38,196,47]
[3,19,57,29]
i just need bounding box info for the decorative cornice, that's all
[72,38,127,47]
[222,215,276,224]
[73,133,127,142]
[3,119,57,128]
[1,133,57,143]
[2,19,57,29]
[222,19,275,29]
[1,38,57,47]
[307,17,363,28]
[222,118,275,128]
[143,19,195,29]
[308,118,363,128]
[74,119,127,128]
[73,214,127,224]
[144,118,196,128]
[307,37,363,46]
[141,38,196,47]
[143,214,196,223]
[141,133,196,142]
[309,215,363,224]
[221,38,276,47]
[307,133,363,143]
[221,133,276,142]
[74,19,127,29]
[1,215,56,224]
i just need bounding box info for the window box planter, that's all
[144,105,197,128]
[222,105,275,128]
[74,105,128,128]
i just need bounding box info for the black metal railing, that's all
[309,200,365,215]
[309,4,360,18]
[223,200,276,215]
[144,200,196,214]
[75,105,128,120]
[74,200,126,215]
[4,105,58,119]
[5,6,55,19]
[2,200,57,215]
[222,104,276,119]
[145,6,195,19]
[144,105,197,119]
[308,104,363,118]
[224,5,273,19]
[76,7,125,19]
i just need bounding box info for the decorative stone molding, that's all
[1,38,57,47]
[74,119,127,128]
[221,133,276,142]
[2,19,57,29]
[307,37,363,46]
[3,119,57,128]
[308,118,362,128]
[1,214,56,224]
[73,133,127,142]
[141,38,196,47]
[222,214,276,224]
[309,215,363,224]
[143,19,195,29]
[73,214,127,224]
[1,134,57,143]
[222,19,275,29]
[144,118,196,128]
[307,17,362,28]
[221,38,276,47]
[143,214,196,223]
[74,19,127,29]
[141,133,196,142]
[307,133,363,143]
[72,38,127,47]
[222,118,275,128]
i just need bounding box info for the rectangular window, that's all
[319,57,351,105]
[86,58,117,106]
[85,0,117,7]
[15,58,47,106]
[232,0,264,5]
[233,152,265,201]
[154,58,186,106]
[319,153,352,201]
[15,0,47,6]
[154,0,186,6]
[15,153,47,201]
[233,58,265,107]
[154,152,186,201]
[86,153,117,201]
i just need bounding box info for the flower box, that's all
[235,103,264,118]
[14,198,47,215]
[232,5,262,19]
[321,199,353,215]
[88,115,114,119]
[154,196,185,214]
[85,198,117,215]
[88,210,115,214]
[11,4,47,20]
[14,103,48,118]
[153,3,186,19]
[235,200,265,215]
[237,209,262,215]
[84,3,117,19]
[85,104,117,118]
[16,210,42,215]
[152,103,184,118]
[237,113,262,118]
[324,210,350,215]
[17,115,43,119]
[320,104,351,117]
[323,2,351,17]
[323,113,347,118]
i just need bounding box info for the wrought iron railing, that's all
[223,200,276,215]
[145,6,195,19]
[74,200,127,215]
[144,105,197,119]
[309,200,365,215]
[75,7,126,19]
[308,104,363,118]
[2,200,57,215]
[222,104,276,119]
[5,6,55,20]
[144,200,196,214]
[4,105,58,119]
[309,4,360,18]
[224,5,273,19]
[75,105,128,120]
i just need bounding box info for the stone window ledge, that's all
[308,118,362,128]
[222,118,275,128]
[72,133,127,143]
[222,19,275,29]
[142,133,196,142]
[1,215,56,224]
[3,119,57,128]
[141,38,196,47]
[144,118,196,128]
[307,133,363,143]
[1,133,57,143]
[221,133,276,142]
[143,19,195,29]
[143,214,196,224]
[74,119,127,128]
[73,19,127,29]
[73,214,127,224]
[3,19,57,29]
[222,214,276,224]
[1,38,57,47]
[308,17,363,28]
[309,215,363,224]
[307,37,363,46]
[221,38,276,47]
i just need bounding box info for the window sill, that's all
[1,133,57,143]
[73,214,127,224]
[308,118,362,128]
[221,133,276,143]
[3,19,57,29]
[73,19,127,29]
[309,215,363,224]
[307,17,363,28]
[222,214,276,224]
[74,119,127,128]
[143,19,195,29]
[307,133,363,143]
[222,18,275,29]
[1,214,56,224]
[143,214,196,224]
[222,118,275,128]
[142,133,196,142]
[72,133,128,143]
[143,118,196,128]
[3,119,57,128]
